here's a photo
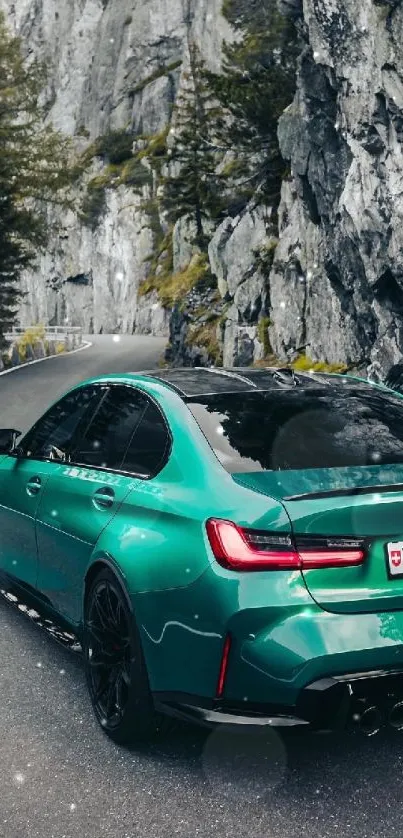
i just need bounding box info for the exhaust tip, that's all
[388,701,403,731]
[357,705,383,737]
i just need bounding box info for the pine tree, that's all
[162,42,222,250]
[209,0,299,209]
[0,12,74,347]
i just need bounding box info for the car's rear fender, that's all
[124,558,312,698]
[132,560,403,705]
[83,453,300,697]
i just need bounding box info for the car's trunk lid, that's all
[233,464,403,614]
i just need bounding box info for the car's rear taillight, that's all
[206,519,365,571]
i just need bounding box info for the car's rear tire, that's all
[83,567,158,746]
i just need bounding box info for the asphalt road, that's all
[1,335,403,838]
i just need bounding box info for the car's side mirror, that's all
[0,429,22,454]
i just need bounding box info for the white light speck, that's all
[372,494,382,502]
[115,271,124,282]
[186,568,191,573]
[298,275,305,283]
[335,121,340,131]
[14,773,25,786]
[12,560,17,566]
[60,669,66,675]
[280,301,286,310]
[109,38,115,44]
[36,662,42,668]
[69,803,77,812]
[307,270,313,281]
[313,50,320,60]
[113,335,121,343]
[51,509,58,517]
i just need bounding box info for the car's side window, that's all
[71,386,148,470]
[121,401,170,477]
[20,386,102,462]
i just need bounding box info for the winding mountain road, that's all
[0,335,403,838]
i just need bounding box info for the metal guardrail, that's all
[0,325,84,371]
[4,325,83,340]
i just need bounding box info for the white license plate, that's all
[387,542,403,577]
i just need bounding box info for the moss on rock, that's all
[292,354,348,374]
[140,252,209,308]
[186,318,223,366]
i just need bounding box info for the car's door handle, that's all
[26,476,42,497]
[92,486,115,510]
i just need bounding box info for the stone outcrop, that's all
[4,0,403,376]
[18,186,155,334]
[208,205,271,366]
[0,0,230,339]
[270,0,403,379]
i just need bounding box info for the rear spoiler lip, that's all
[284,483,403,502]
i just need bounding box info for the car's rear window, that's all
[186,387,403,473]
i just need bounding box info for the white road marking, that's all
[0,341,93,377]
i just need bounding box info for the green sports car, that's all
[3,366,403,744]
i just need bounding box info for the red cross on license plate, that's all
[387,542,403,577]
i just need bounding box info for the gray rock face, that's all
[209,205,270,366]
[18,188,157,334]
[271,0,403,379]
[0,0,230,336]
[134,291,170,337]
[166,284,225,367]
[6,0,403,377]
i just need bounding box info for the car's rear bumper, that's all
[154,668,403,733]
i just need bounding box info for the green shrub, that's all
[120,158,153,190]
[95,130,134,165]
[80,185,107,229]
[17,325,46,361]
[140,253,209,308]
[77,124,90,139]
[254,238,279,278]
[257,316,272,356]
[137,128,169,166]
[187,318,223,365]
[292,354,348,374]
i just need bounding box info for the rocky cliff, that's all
[272,0,403,379]
[0,0,231,337]
[4,0,403,378]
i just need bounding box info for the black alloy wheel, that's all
[83,568,157,745]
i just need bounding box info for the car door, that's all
[35,384,152,623]
[0,385,101,590]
